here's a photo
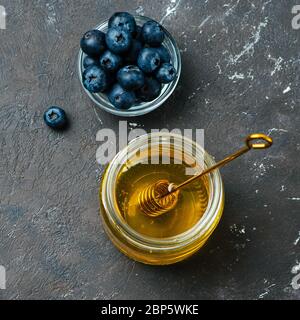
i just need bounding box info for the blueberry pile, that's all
[80,12,177,110]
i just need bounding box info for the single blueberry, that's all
[100,50,122,73]
[117,65,145,90]
[125,40,143,63]
[83,55,99,69]
[105,27,132,54]
[82,65,112,93]
[137,48,161,74]
[80,30,106,57]
[108,12,137,35]
[155,63,177,83]
[133,25,143,41]
[154,45,171,63]
[44,106,67,129]
[108,83,136,109]
[136,77,162,102]
[142,20,165,46]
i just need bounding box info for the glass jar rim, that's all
[101,132,224,251]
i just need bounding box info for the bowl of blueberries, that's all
[78,12,181,117]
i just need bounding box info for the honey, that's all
[99,132,225,265]
[115,162,209,238]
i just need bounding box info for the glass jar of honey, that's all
[99,132,224,265]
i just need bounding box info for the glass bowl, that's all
[78,15,182,117]
[99,133,225,265]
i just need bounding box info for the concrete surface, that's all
[0,0,299,300]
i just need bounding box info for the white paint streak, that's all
[259,283,276,299]
[247,69,254,80]
[228,72,245,81]
[283,86,291,94]
[46,3,57,25]
[135,6,145,15]
[239,226,245,234]
[188,92,196,100]
[294,232,300,246]
[228,18,268,64]
[280,185,286,192]
[92,106,103,125]
[267,128,288,135]
[199,15,211,29]
[45,2,60,35]
[291,261,300,274]
[262,0,272,11]
[241,111,257,116]
[160,0,182,24]
[270,56,284,76]
[216,62,222,74]
[224,0,241,16]
[230,224,246,235]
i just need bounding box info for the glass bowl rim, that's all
[77,15,182,117]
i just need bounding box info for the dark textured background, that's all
[0,0,299,300]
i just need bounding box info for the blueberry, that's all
[117,65,145,90]
[83,55,99,69]
[133,25,143,41]
[155,45,171,63]
[142,21,165,46]
[105,27,132,54]
[100,50,122,73]
[80,30,106,57]
[155,63,177,83]
[137,48,161,74]
[82,65,112,93]
[108,83,136,109]
[125,40,143,63]
[44,106,67,129]
[108,12,137,35]
[136,77,162,102]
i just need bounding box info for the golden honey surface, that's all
[115,162,209,238]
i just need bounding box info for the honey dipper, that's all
[138,133,273,217]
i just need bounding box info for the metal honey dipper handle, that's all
[138,133,273,217]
